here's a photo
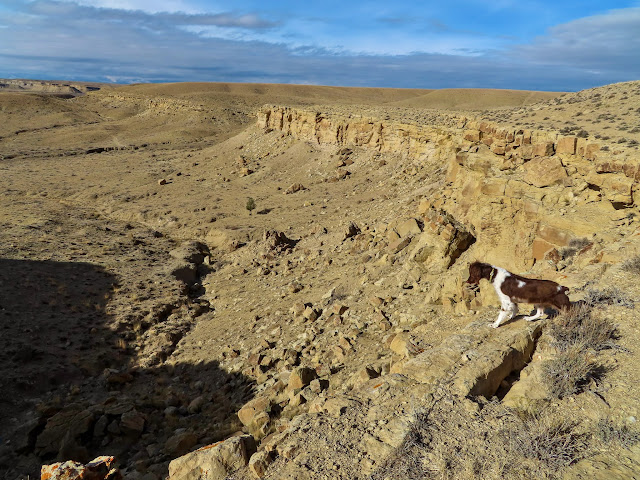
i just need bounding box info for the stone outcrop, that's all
[257,106,454,164]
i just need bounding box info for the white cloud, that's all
[61,0,196,14]
[0,1,638,91]
[514,7,640,72]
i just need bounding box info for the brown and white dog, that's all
[465,261,571,328]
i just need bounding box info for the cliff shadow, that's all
[0,258,254,480]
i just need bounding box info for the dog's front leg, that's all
[491,309,509,328]
[491,302,517,328]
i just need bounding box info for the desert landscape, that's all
[1,78,640,480]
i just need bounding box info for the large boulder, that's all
[167,435,256,480]
[522,156,567,188]
[36,405,94,458]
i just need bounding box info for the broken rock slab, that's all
[452,322,543,398]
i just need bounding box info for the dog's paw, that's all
[489,322,500,328]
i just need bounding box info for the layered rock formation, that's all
[257,105,639,312]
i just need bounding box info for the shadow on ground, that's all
[0,258,254,480]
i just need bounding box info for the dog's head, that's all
[465,261,493,287]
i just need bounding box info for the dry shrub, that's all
[558,238,591,260]
[583,287,634,309]
[548,303,619,353]
[371,397,589,480]
[621,255,640,274]
[542,300,620,399]
[595,418,640,449]
[511,411,589,470]
[541,343,602,399]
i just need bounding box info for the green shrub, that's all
[245,197,256,214]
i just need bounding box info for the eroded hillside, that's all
[1,81,639,480]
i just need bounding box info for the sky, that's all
[0,0,639,91]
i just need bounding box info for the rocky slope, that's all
[1,81,639,480]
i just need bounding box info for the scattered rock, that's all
[288,367,317,390]
[248,451,273,479]
[284,183,305,194]
[164,432,198,457]
[343,222,361,241]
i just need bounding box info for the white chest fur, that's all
[491,266,512,309]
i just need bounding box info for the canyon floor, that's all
[1,80,640,480]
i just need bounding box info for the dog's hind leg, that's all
[523,305,544,321]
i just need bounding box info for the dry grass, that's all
[371,397,590,480]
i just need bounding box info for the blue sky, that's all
[0,0,639,90]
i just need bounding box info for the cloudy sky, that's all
[1,0,639,90]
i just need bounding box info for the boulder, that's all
[169,241,208,265]
[119,410,145,437]
[522,156,567,188]
[41,456,121,480]
[288,367,317,390]
[262,230,296,253]
[396,218,422,238]
[556,136,577,154]
[343,222,361,240]
[169,262,198,285]
[284,183,305,194]
[237,396,272,438]
[167,435,256,480]
[165,432,198,457]
[36,405,94,457]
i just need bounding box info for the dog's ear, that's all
[482,263,493,278]
[466,262,480,283]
